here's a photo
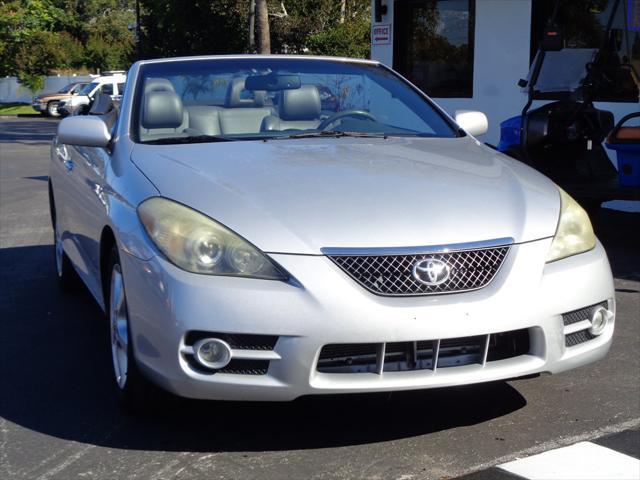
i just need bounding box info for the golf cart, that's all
[498,0,640,211]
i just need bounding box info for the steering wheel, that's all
[318,110,377,131]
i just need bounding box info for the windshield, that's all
[79,82,99,95]
[134,58,458,144]
[57,83,76,94]
[530,0,639,101]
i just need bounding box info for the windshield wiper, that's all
[275,130,389,140]
[142,135,235,145]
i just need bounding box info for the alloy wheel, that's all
[109,265,129,390]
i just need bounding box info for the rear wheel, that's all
[106,246,157,413]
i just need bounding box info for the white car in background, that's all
[58,71,126,116]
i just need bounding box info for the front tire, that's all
[47,101,60,117]
[106,246,156,413]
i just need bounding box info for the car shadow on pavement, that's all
[0,244,527,452]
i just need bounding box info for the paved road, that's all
[1,118,638,480]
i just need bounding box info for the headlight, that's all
[138,197,287,280]
[546,188,596,262]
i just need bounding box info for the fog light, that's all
[589,307,613,336]
[194,338,232,369]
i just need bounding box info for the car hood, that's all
[35,93,70,101]
[131,136,559,254]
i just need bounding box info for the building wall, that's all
[371,0,640,147]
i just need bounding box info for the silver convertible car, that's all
[50,55,615,409]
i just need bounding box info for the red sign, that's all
[372,24,391,45]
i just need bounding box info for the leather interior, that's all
[139,77,325,139]
[142,90,185,129]
[145,78,176,93]
[219,77,271,134]
[225,77,265,108]
[261,85,321,131]
[280,85,321,120]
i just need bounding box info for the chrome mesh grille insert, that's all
[562,302,608,326]
[182,331,279,375]
[565,330,596,347]
[562,301,608,347]
[328,246,510,296]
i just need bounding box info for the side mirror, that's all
[57,115,111,147]
[455,110,488,137]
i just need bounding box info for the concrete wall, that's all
[0,75,96,104]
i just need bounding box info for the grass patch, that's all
[0,103,39,116]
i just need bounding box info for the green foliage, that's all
[0,0,374,90]
[307,12,371,58]
[0,0,65,75]
[14,30,68,92]
[0,0,135,81]
[140,0,371,59]
[140,0,248,58]
[267,0,371,57]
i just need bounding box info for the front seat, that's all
[139,78,189,140]
[260,85,322,132]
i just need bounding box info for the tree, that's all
[248,0,256,51]
[0,0,136,89]
[140,0,247,58]
[0,0,64,76]
[255,0,270,54]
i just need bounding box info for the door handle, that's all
[63,160,74,172]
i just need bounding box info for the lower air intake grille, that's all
[565,330,596,347]
[184,331,278,350]
[328,245,510,296]
[316,328,530,374]
[562,301,608,347]
[182,331,279,375]
[185,356,269,375]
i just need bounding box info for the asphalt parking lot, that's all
[0,117,638,480]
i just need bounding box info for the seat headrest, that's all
[144,78,176,93]
[225,77,265,108]
[142,90,184,129]
[280,85,321,121]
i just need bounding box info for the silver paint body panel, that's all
[49,55,615,401]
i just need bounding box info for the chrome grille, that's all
[328,246,510,296]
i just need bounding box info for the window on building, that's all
[530,0,639,103]
[393,0,475,98]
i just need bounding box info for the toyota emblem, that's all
[412,258,451,286]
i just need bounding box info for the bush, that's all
[307,16,371,58]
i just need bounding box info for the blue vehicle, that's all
[498,0,640,211]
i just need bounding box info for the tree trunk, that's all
[248,0,256,52]
[255,0,270,54]
[340,0,346,24]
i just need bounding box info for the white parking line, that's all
[498,441,640,480]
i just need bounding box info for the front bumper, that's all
[121,237,615,401]
[32,102,46,112]
[57,103,75,115]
